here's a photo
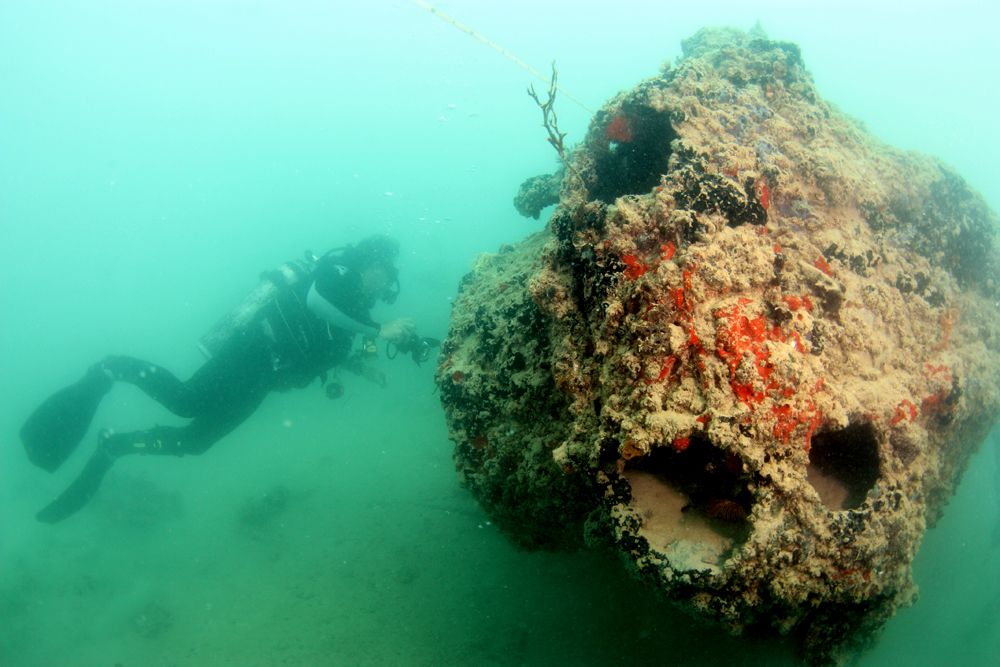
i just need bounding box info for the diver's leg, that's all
[102,395,268,459]
[35,378,269,523]
[21,353,236,472]
[98,355,201,417]
[101,335,275,419]
[21,353,210,473]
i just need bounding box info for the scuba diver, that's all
[20,235,438,524]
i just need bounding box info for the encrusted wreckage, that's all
[437,28,1000,665]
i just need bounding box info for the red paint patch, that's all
[814,256,832,276]
[687,325,702,348]
[671,287,687,311]
[714,300,783,404]
[890,399,919,426]
[622,254,648,280]
[921,391,949,417]
[756,180,770,211]
[711,299,824,448]
[646,355,678,384]
[772,400,823,450]
[606,114,634,143]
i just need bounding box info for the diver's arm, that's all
[306,282,380,337]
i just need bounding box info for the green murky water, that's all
[2,2,997,665]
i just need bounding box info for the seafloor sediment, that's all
[437,28,1000,666]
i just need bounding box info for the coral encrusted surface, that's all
[437,28,1000,666]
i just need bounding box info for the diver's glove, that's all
[377,318,416,344]
[341,352,387,388]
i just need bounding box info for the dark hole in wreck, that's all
[621,435,755,562]
[806,422,881,511]
[591,103,676,204]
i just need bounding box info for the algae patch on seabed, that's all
[439,26,1000,667]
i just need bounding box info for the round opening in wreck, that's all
[622,436,753,570]
[806,422,881,511]
[591,103,676,204]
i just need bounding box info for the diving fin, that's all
[35,443,116,524]
[20,365,112,472]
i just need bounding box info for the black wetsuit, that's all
[24,252,381,522]
[98,253,378,457]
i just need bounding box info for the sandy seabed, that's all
[2,364,998,667]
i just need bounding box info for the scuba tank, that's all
[197,252,319,359]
